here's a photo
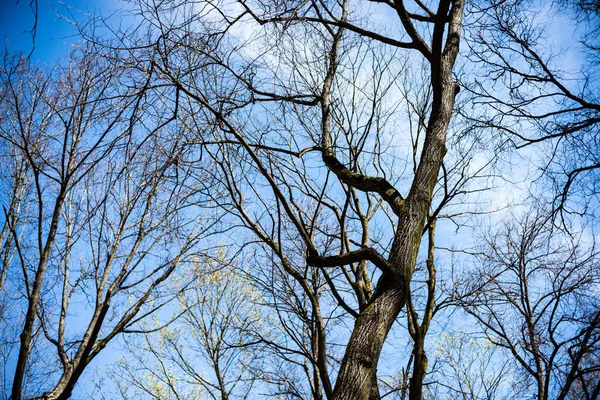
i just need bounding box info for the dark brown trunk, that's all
[332,0,463,394]
[332,280,406,400]
[409,339,427,400]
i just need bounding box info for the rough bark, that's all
[332,279,406,399]
[409,340,428,400]
[332,1,464,398]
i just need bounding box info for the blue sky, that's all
[0,0,119,63]
[1,1,596,398]
[1,3,132,397]
[0,2,510,396]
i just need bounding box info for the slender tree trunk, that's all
[31,299,112,400]
[409,339,427,400]
[12,188,67,400]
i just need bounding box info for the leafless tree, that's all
[0,48,218,399]
[464,0,600,220]
[86,0,470,398]
[106,260,264,400]
[454,208,600,400]
[0,57,31,396]
[424,331,520,400]
[8,0,598,398]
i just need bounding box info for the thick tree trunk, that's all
[332,280,406,399]
[332,2,463,397]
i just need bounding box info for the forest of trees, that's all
[0,0,598,399]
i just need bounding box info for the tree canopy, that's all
[0,0,598,399]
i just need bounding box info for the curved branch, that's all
[308,247,395,278]
[321,151,405,215]
[238,0,422,50]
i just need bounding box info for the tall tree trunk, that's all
[333,2,464,397]
[12,187,67,400]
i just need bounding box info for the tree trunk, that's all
[12,189,67,400]
[333,2,463,396]
[409,339,428,400]
[332,280,406,399]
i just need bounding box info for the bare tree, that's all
[426,331,520,400]
[465,0,600,220]
[0,56,31,395]
[455,208,600,400]
[87,0,469,398]
[107,259,264,400]
[10,0,600,398]
[0,48,218,399]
